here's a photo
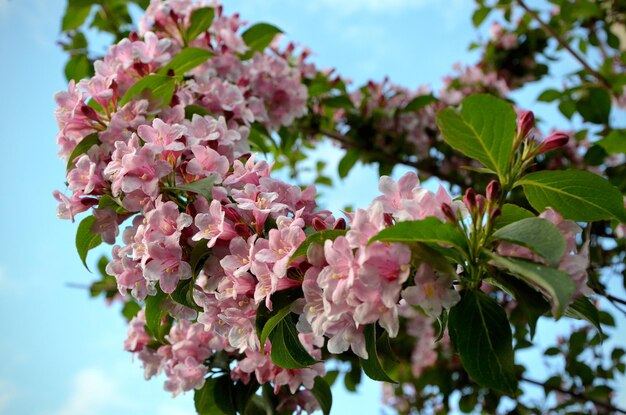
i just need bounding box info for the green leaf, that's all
[369,217,468,253]
[537,89,561,102]
[564,297,603,337]
[158,48,214,78]
[120,74,176,107]
[76,215,102,271]
[486,272,550,338]
[436,94,516,180]
[186,7,215,42]
[472,6,491,27]
[247,125,272,155]
[189,240,212,277]
[360,324,397,383]
[241,23,283,56]
[184,104,209,118]
[66,133,100,171]
[195,376,236,415]
[311,377,333,415]
[493,217,566,267]
[289,229,347,263]
[65,53,93,82]
[169,279,194,308]
[576,86,611,125]
[121,301,142,321]
[321,95,355,109]
[402,94,437,112]
[519,170,626,222]
[269,317,318,369]
[258,303,293,352]
[344,361,362,392]
[596,130,626,155]
[487,254,576,318]
[170,175,216,201]
[62,5,92,31]
[144,288,167,339]
[494,204,535,230]
[338,150,359,179]
[448,290,517,393]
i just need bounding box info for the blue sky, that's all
[0,0,624,414]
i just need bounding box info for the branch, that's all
[521,377,626,414]
[310,127,429,174]
[515,0,613,91]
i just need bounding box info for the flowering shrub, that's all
[55,0,626,414]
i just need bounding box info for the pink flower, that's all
[138,118,186,152]
[186,145,229,181]
[144,242,191,294]
[402,263,460,317]
[192,200,236,248]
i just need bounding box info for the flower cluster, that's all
[51,0,465,407]
[53,0,597,412]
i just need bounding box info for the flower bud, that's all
[333,217,347,230]
[312,217,328,231]
[463,188,476,212]
[517,110,535,139]
[476,195,486,216]
[441,203,457,223]
[486,180,500,202]
[80,105,100,122]
[537,132,569,154]
[490,207,501,221]
[234,222,251,238]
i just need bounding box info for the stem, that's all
[515,0,613,91]
[521,376,626,414]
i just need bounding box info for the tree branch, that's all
[515,0,613,91]
[521,376,626,414]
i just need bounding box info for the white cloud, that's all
[50,368,136,415]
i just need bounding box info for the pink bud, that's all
[517,110,535,139]
[476,195,486,216]
[333,217,346,230]
[80,105,100,122]
[312,217,328,231]
[486,180,500,202]
[490,207,501,221]
[537,132,569,154]
[441,203,457,223]
[463,188,476,212]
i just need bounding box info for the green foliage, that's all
[144,288,168,342]
[186,7,215,42]
[66,133,100,171]
[158,48,214,78]
[120,74,176,107]
[360,325,397,383]
[519,170,626,222]
[448,290,517,394]
[487,254,576,318]
[492,217,566,267]
[168,175,217,202]
[436,94,516,181]
[370,217,468,254]
[255,288,303,352]
[241,23,283,58]
[194,376,236,415]
[311,377,333,415]
[269,317,318,369]
[75,215,102,271]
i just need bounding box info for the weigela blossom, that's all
[53,0,594,410]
